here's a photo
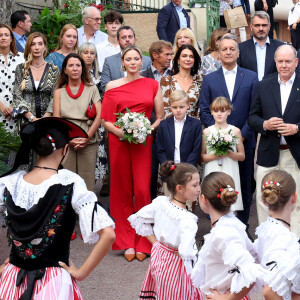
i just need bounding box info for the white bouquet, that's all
[206,127,238,166]
[114,108,153,145]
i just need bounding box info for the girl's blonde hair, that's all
[210,97,233,111]
[20,32,47,90]
[261,170,296,211]
[55,24,78,52]
[173,28,199,57]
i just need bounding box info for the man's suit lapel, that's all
[116,53,123,78]
[248,40,258,73]
[283,75,300,117]
[180,115,191,145]
[171,4,180,27]
[232,66,244,102]
[167,117,175,145]
[271,78,282,115]
[217,68,230,100]
[265,41,274,75]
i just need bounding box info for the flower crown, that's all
[262,181,280,189]
[217,185,239,198]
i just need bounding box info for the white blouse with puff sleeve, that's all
[191,212,266,296]
[254,217,300,300]
[128,196,198,275]
[0,170,114,244]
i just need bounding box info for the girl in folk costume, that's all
[191,172,266,300]
[254,170,300,300]
[128,161,203,300]
[201,96,245,212]
[0,117,115,300]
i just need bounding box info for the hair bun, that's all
[160,161,175,178]
[262,184,280,205]
[34,136,54,156]
[220,187,237,207]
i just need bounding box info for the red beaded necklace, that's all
[66,81,84,99]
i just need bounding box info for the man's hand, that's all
[264,117,284,131]
[278,123,299,136]
[263,1,268,11]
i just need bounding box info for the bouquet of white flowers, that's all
[114,108,153,145]
[206,127,238,166]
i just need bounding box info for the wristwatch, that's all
[28,115,35,123]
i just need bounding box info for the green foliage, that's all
[0,123,21,175]
[32,1,111,52]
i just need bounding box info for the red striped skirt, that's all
[139,241,203,300]
[0,263,83,300]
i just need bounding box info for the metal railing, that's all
[189,0,220,41]
[101,0,164,11]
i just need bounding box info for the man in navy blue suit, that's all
[200,35,258,226]
[248,44,300,236]
[156,0,190,44]
[11,10,32,53]
[238,11,284,81]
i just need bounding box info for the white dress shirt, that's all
[288,2,300,26]
[96,40,120,72]
[278,72,295,144]
[222,65,237,100]
[174,115,186,163]
[254,37,270,81]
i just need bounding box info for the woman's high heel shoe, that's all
[136,253,147,262]
[124,248,135,262]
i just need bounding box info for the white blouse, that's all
[254,217,300,300]
[128,196,198,275]
[191,212,266,296]
[0,170,114,244]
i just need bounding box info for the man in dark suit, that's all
[141,40,173,200]
[238,11,284,81]
[11,10,32,53]
[156,0,190,44]
[248,44,300,236]
[200,35,258,226]
[101,25,151,93]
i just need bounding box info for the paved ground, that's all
[0,181,263,300]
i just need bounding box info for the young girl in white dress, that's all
[191,172,266,300]
[254,170,300,300]
[128,161,203,300]
[202,96,244,211]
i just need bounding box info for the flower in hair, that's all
[217,194,221,198]
[227,185,234,192]
[170,165,176,171]
[262,181,280,189]
[220,188,223,192]
[236,191,239,195]
[47,134,56,151]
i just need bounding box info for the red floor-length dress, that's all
[101,78,158,253]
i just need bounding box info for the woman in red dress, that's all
[101,45,164,262]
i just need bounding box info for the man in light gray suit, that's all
[101,25,151,94]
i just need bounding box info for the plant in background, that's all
[0,123,21,176]
[32,0,111,52]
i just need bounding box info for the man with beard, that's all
[238,11,284,81]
